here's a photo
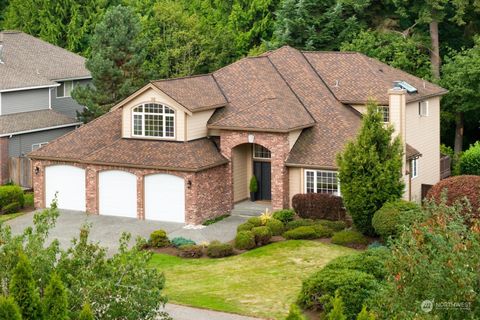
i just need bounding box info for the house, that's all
[0,30,91,186]
[29,46,447,224]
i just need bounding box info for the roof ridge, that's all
[211,73,230,103]
[212,55,269,76]
[302,50,358,54]
[151,73,214,83]
[209,97,277,126]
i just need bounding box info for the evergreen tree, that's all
[78,303,94,320]
[43,273,69,320]
[337,101,404,234]
[357,305,375,320]
[327,293,347,320]
[72,5,148,122]
[0,296,22,320]
[9,253,43,320]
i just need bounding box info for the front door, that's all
[253,161,271,201]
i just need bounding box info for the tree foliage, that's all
[43,273,69,320]
[0,296,22,320]
[337,101,404,234]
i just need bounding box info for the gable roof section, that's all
[304,51,447,105]
[208,56,315,132]
[152,75,227,112]
[0,31,90,91]
[29,109,227,171]
[0,110,80,136]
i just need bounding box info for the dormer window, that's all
[132,103,175,138]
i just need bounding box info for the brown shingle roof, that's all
[152,75,227,112]
[303,51,447,105]
[0,110,80,136]
[29,109,227,171]
[0,31,90,90]
[406,144,422,160]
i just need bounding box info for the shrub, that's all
[323,248,389,280]
[326,293,347,320]
[171,237,196,248]
[312,224,334,238]
[292,193,346,221]
[331,231,368,248]
[298,268,379,319]
[206,241,234,258]
[283,226,318,239]
[237,222,255,232]
[234,231,256,250]
[43,273,68,320]
[286,219,314,230]
[0,296,22,320]
[249,175,258,193]
[24,193,34,207]
[251,226,272,246]
[285,304,307,320]
[265,218,284,236]
[458,141,480,175]
[426,175,480,221]
[247,217,263,227]
[78,303,94,320]
[2,202,20,214]
[356,306,376,320]
[148,230,170,248]
[0,185,24,210]
[273,209,296,223]
[178,244,203,258]
[372,200,422,239]
[316,219,347,232]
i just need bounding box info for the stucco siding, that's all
[186,109,215,141]
[1,88,50,115]
[405,97,440,201]
[121,87,186,141]
[51,79,90,118]
[232,144,249,202]
[289,167,302,206]
[8,127,74,157]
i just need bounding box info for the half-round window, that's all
[132,103,175,138]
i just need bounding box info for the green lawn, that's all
[150,240,356,319]
[0,212,24,223]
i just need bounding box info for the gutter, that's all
[0,83,60,93]
[0,122,82,137]
[52,76,92,82]
[207,123,315,133]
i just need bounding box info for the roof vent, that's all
[393,81,417,93]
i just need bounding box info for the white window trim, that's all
[304,169,341,196]
[32,142,48,151]
[419,100,429,117]
[56,80,75,98]
[378,106,389,123]
[411,158,418,179]
[131,103,176,139]
[252,144,271,160]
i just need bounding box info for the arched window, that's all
[132,103,175,138]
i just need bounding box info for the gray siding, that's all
[51,79,91,118]
[8,127,74,157]
[1,88,50,115]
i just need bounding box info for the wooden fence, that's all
[440,155,452,180]
[8,157,32,188]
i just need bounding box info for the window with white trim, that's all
[253,144,271,159]
[132,103,175,138]
[32,142,48,151]
[418,100,428,117]
[56,81,75,98]
[305,170,340,196]
[378,106,389,122]
[411,158,418,178]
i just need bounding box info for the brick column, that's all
[85,167,98,214]
[32,160,45,208]
[137,174,145,219]
[0,137,9,185]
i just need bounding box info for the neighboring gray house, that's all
[0,30,91,186]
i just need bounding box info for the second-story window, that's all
[378,106,389,122]
[132,103,175,138]
[419,101,429,117]
[57,81,74,98]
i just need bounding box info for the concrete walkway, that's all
[163,304,262,320]
[5,210,248,255]
[231,200,272,217]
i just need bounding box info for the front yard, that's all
[150,240,356,319]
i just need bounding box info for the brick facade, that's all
[219,130,290,210]
[0,137,9,185]
[32,159,230,225]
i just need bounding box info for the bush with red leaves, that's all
[426,175,480,220]
[292,193,346,221]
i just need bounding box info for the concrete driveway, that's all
[5,210,248,255]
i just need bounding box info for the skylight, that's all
[393,81,418,93]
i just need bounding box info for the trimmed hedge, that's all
[178,244,203,258]
[206,241,234,258]
[285,304,307,320]
[331,231,368,247]
[458,141,480,175]
[237,222,255,232]
[286,219,314,230]
[292,193,346,221]
[316,219,347,232]
[2,202,20,214]
[0,185,24,211]
[148,230,170,248]
[247,217,263,227]
[171,237,196,248]
[265,218,284,236]
[272,209,296,223]
[323,248,389,280]
[251,226,272,246]
[311,224,334,238]
[234,231,256,250]
[372,200,422,239]
[283,226,318,240]
[426,175,480,220]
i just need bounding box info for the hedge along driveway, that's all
[150,240,356,319]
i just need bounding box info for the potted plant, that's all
[249,176,258,201]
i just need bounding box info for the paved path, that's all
[163,304,262,320]
[6,210,248,255]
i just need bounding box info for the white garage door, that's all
[45,165,86,211]
[145,174,185,222]
[99,170,137,218]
